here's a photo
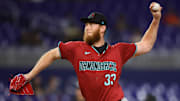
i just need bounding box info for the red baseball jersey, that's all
[58,41,136,101]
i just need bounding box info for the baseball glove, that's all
[9,74,34,95]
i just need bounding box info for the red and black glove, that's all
[9,74,34,95]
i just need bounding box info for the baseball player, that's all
[10,2,162,101]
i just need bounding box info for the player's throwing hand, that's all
[149,2,162,20]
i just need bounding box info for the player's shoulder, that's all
[66,41,85,45]
[61,41,86,47]
[112,42,135,48]
[71,41,86,44]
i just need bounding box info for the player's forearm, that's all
[140,18,160,51]
[25,50,57,81]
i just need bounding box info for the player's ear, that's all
[100,25,106,33]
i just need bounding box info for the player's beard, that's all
[83,29,100,45]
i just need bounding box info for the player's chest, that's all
[73,47,123,72]
[73,46,120,61]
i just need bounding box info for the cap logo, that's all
[88,13,95,19]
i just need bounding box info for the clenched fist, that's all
[149,2,162,20]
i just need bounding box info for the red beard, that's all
[83,29,100,45]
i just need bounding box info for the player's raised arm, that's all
[134,2,162,57]
[24,47,60,81]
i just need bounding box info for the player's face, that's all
[83,23,101,45]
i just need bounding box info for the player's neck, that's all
[92,38,105,47]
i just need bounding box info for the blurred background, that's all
[0,0,180,101]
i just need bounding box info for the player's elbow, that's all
[144,46,152,54]
[42,50,55,63]
[142,38,157,54]
[136,42,153,55]
[143,41,155,54]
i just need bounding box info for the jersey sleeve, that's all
[116,42,137,64]
[58,41,76,62]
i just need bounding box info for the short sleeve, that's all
[116,43,137,64]
[58,41,75,62]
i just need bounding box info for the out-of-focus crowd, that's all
[0,0,180,50]
[0,75,179,101]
